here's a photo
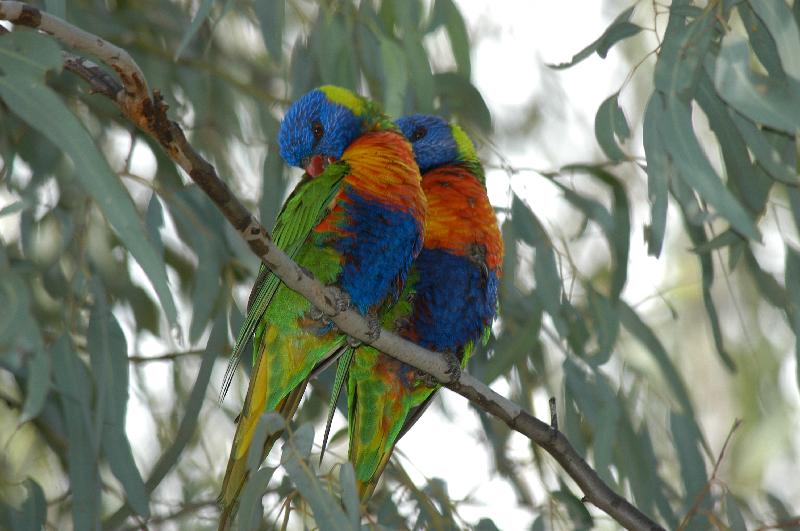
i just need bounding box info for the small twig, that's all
[128,349,207,363]
[677,419,742,531]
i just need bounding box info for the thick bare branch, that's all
[0,3,663,530]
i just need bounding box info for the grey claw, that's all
[307,305,324,321]
[331,288,352,315]
[443,352,461,383]
[417,371,439,388]
[346,335,362,348]
[365,313,381,342]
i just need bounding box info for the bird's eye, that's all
[312,121,324,140]
[410,125,427,142]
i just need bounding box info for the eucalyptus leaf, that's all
[549,5,641,70]
[175,0,214,59]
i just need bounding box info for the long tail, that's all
[352,390,438,501]
[218,382,307,531]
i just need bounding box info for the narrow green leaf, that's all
[430,0,471,77]
[670,412,708,507]
[653,6,716,99]
[594,92,629,161]
[724,493,747,531]
[696,72,772,218]
[729,112,798,184]
[563,360,619,486]
[189,243,222,343]
[19,347,50,424]
[738,3,785,79]
[246,412,285,471]
[786,246,800,389]
[339,462,360,527]
[175,0,214,59]
[715,38,800,133]
[749,1,800,81]
[237,467,276,531]
[552,480,593,529]
[618,302,696,419]
[52,336,100,531]
[642,94,670,256]
[558,165,631,300]
[678,213,737,372]
[145,193,165,259]
[433,73,492,133]
[88,287,149,518]
[549,5,641,70]
[11,479,47,531]
[379,36,408,117]
[511,195,567,337]
[0,32,62,77]
[587,289,618,365]
[280,424,352,531]
[656,95,759,240]
[404,38,435,113]
[254,0,285,63]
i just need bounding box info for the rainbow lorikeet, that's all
[326,115,503,500]
[217,86,426,527]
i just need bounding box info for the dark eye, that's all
[410,125,427,142]
[312,121,324,140]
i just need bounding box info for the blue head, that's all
[278,86,367,176]
[396,114,478,173]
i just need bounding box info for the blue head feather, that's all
[395,114,459,172]
[278,88,364,168]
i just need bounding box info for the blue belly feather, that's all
[407,248,499,355]
[333,187,423,315]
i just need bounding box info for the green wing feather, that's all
[219,164,349,402]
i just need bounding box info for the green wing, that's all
[219,163,349,401]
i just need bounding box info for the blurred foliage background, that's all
[1,0,800,529]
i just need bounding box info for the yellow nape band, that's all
[319,85,366,115]
[450,123,478,160]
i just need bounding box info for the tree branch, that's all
[0,3,663,529]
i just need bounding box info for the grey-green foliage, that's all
[0,0,798,530]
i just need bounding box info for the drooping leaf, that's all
[748,1,800,81]
[280,424,352,531]
[786,246,800,389]
[175,0,214,59]
[429,0,471,77]
[379,36,408,117]
[19,347,50,424]
[52,336,100,531]
[237,467,276,531]
[642,94,671,257]
[549,5,641,70]
[339,462,360,528]
[655,93,759,240]
[433,73,492,133]
[715,38,800,134]
[88,285,149,517]
[594,92,630,161]
[254,0,285,63]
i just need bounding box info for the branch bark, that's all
[0,3,663,530]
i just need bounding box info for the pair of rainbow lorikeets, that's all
[217,85,503,526]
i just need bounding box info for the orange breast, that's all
[422,166,503,271]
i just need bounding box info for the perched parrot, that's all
[334,114,504,501]
[217,86,426,528]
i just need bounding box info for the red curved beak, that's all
[303,155,336,177]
